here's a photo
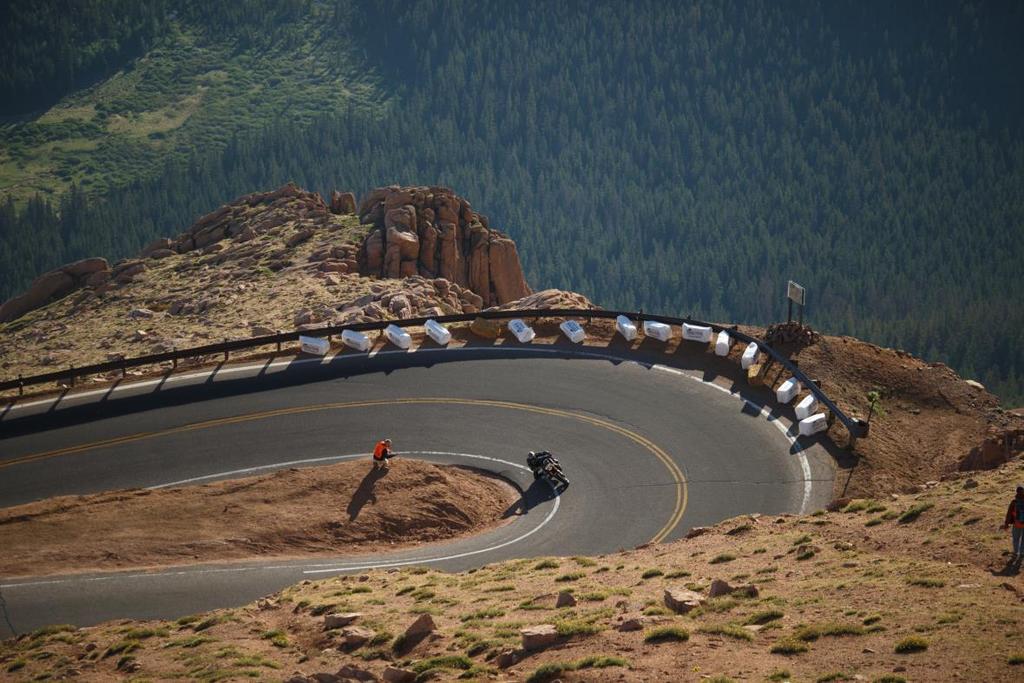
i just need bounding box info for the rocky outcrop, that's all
[663,587,705,614]
[330,191,356,215]
[959,426,1024,471]
[357,186,531,306]
[0,258,109,323]
[492,288,596,311]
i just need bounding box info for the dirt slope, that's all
[0,460,516,578]
[3,460,1022,682]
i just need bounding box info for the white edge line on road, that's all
[1,451,559,589]
[651,365,813,514]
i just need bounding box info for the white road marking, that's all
[652,364,813,513]
[1,450,559,589]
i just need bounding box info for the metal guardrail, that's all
[0,308,868,438]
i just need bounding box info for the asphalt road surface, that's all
[0,343,836,635]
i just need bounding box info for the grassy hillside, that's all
[0,0,384,204]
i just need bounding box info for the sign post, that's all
[787,280,806,325]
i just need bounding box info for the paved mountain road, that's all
[0,345,835,635]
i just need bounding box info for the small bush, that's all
[525,655,628,683]
[102,639,141,658]
[894,636,928,653]
[572,557,597,567]
[461,607,505,621]
[533,559,559,570]
[862,615,882,626]
[644,626,689,643]
[865,518,883,527]
[554,619,602,637]
[1007,653,1024,665]
[898,503,933,524]
[906,577,945,588]
[796,548,816,561]
[767,671,791,682]
[797,623,865,641]
[395,585,415,596]
[792,534,813,545]
[555,572,585,582]
[261,630,289,648]
[841,500,869,513]
[770,639,808,655]
[6,660,26,673]
[816,674,853,682]
[411,655,473,674]
[698,623,754,641]
[745,609,784,625]
[873,677,907,683]
[643,605,672,616]
[641,568,664,579]
[709,554,736,564]
[664,569,691,578]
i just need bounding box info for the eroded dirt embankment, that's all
[0,459,517,578]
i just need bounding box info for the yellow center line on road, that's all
[2,398,687,543]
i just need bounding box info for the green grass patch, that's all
[796,548,816,561]
[6,660,26,673]
[841,500,869,513]
[554,572,585,582]
[770,639,808,655]
[261,630,289,648]
[767,671,791,682]
[1008,653,1024,665]
[572,557,597,567]
[641,568,664,579]
[525,655,629,683]
[906,577,945,588]
[169,635,214,648]
[862,615,882,626]
[865,518,884,527]
[395,585,415,596]
[816,674,852,682]
[411,655,473,674]
[894,636,928,653]
[796,623,865,641]
[792,534,813,545]
[554,619,603,637]
[744,609,784,625]
[644,626,690,643]
[898,502,933,524]
[709,554,736,564]
[664,569,691,578]
[873,677,906,683]
[698,623,754,641]
[461,607,505,621]
[102,639,141,658]
[533,559,559,570]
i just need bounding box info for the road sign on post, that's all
[787,280,806,324]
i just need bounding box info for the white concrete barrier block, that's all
[795,393,819,421]
[559,320,586,343]
[643,321,672,342]
[341,329,371,352]
[776,377,801,404]
[385,324,412,350]
[508,318,536,343]
[682,323,713,343]
[615,315,638,341]
[424,319,451,345]
[299,335,330,356]
[715,330,732,356]
[741,342,760,369]
[799,412,829,436]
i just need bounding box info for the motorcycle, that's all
[527,450,569,490]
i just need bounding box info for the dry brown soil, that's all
[3,460,1022,682]
[0,459,517,578]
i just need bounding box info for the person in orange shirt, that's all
[372,438,394,470]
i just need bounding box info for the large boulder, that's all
[664,588,705,614]
[357,186,533,306]
[0,269,76,323]
[520,624,559,651]
[330,190,357,215]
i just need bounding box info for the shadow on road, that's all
[991,555,1022,577]
[503,478,559,517]
[346,466,387,521]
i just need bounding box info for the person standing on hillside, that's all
[1001,485,1024,561]
[372,438,394,470]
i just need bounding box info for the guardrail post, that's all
[68,365,75,387]
[17,375,23,396]
[276,331,282,352]
[172,350,178,370]
[223,339,229,362]
[121,360,127,378]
